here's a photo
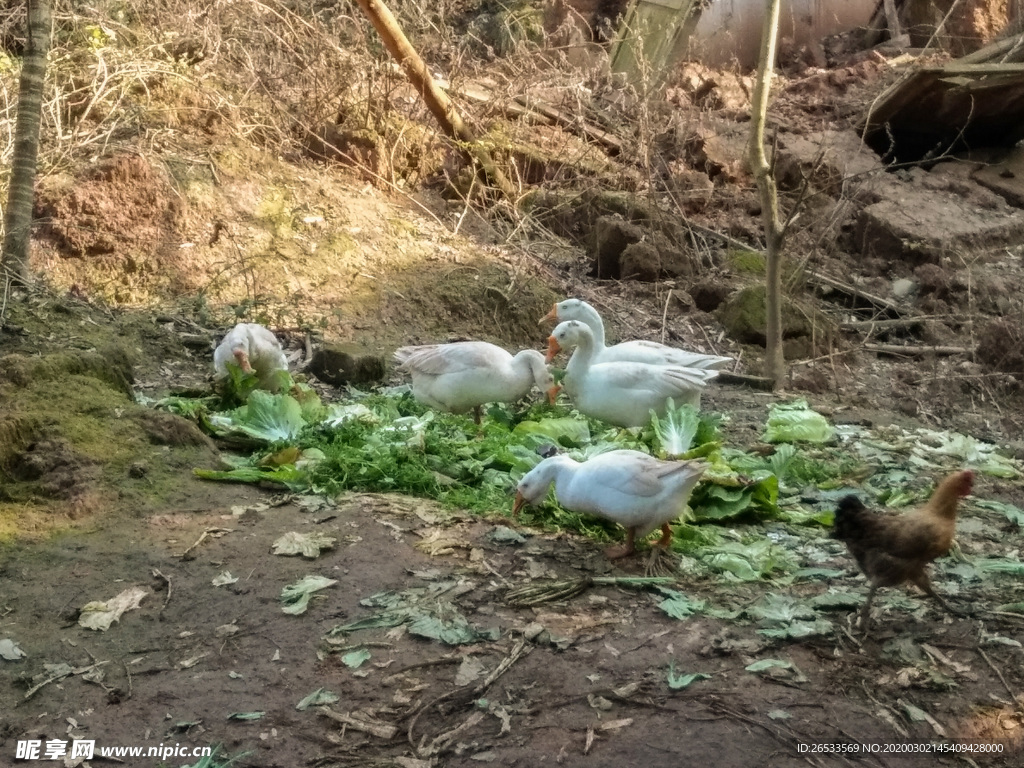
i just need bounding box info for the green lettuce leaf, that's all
[762,400,833,443]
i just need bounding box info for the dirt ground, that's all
[1,288,1023,767]
[4,4,1024,765]
[1,466,1022,768]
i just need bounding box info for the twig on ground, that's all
[318,707,399,740]
[179,527,233,560]
[976,647,1019,704]
[152,568,172,611]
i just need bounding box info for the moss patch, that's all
[725,249,766,274]
[717,285,836,347]
[0,346,219,541]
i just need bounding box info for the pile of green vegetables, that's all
[155,368,851,546]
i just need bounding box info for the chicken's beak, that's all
[512,490,527,517]
[546,384,561,404]
[539,303,558,325]
[545,336,561,363]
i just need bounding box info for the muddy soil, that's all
[1,293,1023,768]
[2,478,1022,768]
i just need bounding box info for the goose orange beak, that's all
[539,303,558,325]
[545,336,561,363]
[546,384,561,404]
[512,490,527,517]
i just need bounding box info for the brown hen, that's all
[831,470,974,633]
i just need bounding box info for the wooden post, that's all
[354,0,514,199]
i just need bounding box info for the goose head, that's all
[540,298,586,325]
[545,320,592,363]
[512,455,574,516]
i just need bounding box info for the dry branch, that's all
[318,707,399,740]
[354,0,513,198]
[512,96,623,154]
[716,371,775,391]
[863,343,968,357]
[807,271,903,317]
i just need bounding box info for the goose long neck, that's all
[579,303,608,350]
[546,456,580,502]
[514,350,547,389]
[566,326,596,376]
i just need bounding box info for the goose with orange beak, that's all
[394,341,558,424]
[545,320,718,427]
[214,323,289,391]
[513,450,707,563]
[541,298,732,369]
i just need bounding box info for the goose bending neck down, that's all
[394,341,557,424]
[213,323,289,391]
[513,450,707,561]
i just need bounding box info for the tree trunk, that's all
[1,0,51,286]
[746,0,785,387]
[354,0,514,199]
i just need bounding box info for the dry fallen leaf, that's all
[78,587,149,631]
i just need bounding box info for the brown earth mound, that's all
[34,154,186,300]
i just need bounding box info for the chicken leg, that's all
[911,572,964,616]
[858,584,879,634]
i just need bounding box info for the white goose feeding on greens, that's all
[513,449,707,564]
[394,341,557,424]
[214,323,289,390]
[541,298,732,370]
[546,320,717,427]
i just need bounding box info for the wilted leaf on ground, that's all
[975,557,1024,576]
[810,591,863,610]
[745,658,808,683]
[280,575,337,615]
[666,662,710,690]
[341,649,371,668]
[487,526,526,545]
[975,500,1024,527]
[272,531,337,558]
[455,656,486,686]
[330,581,498,645]
[79,586,149,631]
[745,594,817,624]
[227,711,265,721]
[759,619,833,639]
[212,571,238,587]
[0,639,26,661]
[656,588,707,620]
[409,613,500,645]
[296,688,340,710]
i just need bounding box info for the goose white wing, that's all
[395,342,510,375]
[592,362,716,395]
[602,340,733,370]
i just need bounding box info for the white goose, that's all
[542,298,732,370]
[394,342,557,423]
[513,450,707,560]
[214,323,289,390]
[547,320,717,427]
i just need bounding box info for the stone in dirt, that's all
[852,171,1024,262]
[309,343,386,385]
[972,145,1024,207]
